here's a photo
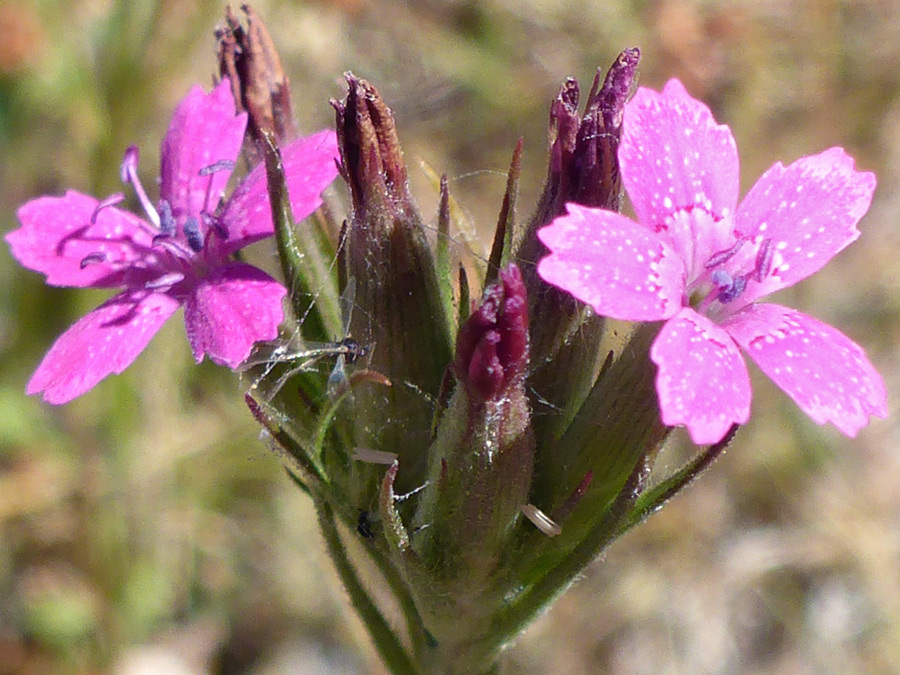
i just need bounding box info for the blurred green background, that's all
[1,0,898,672]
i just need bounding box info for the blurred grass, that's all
[1,0,899,673]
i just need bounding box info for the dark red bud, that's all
[455,265,529,401]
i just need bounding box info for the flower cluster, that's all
[5,10,889,671]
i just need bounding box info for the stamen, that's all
[119,145,160,229]
[705,239,745,268]
[198,159,235,176]
[120,146,139,183]
[80,252,107,268]
[144,272,185,290]
[754,238,773,282]
[183,217,204,252]
[90,193,125,224]
[151,234,195,260]
[199,160,235,216]
[157,200,176,237]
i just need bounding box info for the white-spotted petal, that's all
[734,148,876,305]
[620,79,740,228]
[537,203,684,321]
[724,303,887,437]
[650,307,751,444]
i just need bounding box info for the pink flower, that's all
[7,79,340,404]
[537,79,886,444]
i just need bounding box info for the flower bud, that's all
[410,265,534,589]
[454,265,528,402]
[332,74,453,486]
[516,49,641,453]
[217,5,295,154]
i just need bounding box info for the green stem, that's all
[360,533,434,659]
[317,502,421,675]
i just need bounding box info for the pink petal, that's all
[724,303,887,437]
[26,290,180,404]
[650,307,751,444]
[159,79,247,222]
[219,129,340,255]
[183,263,287,368]
[734,148,876,305]
[536,203,684,321]
[620,79,740,230]
[8,191,161,288]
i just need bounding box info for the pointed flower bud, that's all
[516,48,642,450]
[332,74,453,478]
[217,4,295,152]
[408,265,534,615]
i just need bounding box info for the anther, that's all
[145,272,185,290]
[705,239,745,268]
[91,193,125,224]
[183,217,204,252]
[201,211,229,240]
[198,159,235,176]
[754,238,773,282]
[711,268,747,303]
[157,200,176,237]
[120,146,140,183]
[80,252,107,268]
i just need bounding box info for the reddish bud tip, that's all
[454,265,529,401]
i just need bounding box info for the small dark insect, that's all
[357,510,374,539]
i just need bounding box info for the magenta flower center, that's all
[84,146,236,292]
[667,206,773,320]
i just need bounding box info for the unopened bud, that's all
[454,265,528,402]
[217,4,295,154]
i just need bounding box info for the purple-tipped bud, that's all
[217,4,295,154]
[528,47,640,231]
[571,46,640,210]
[513,49,641,433]
[455,265,529,402]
